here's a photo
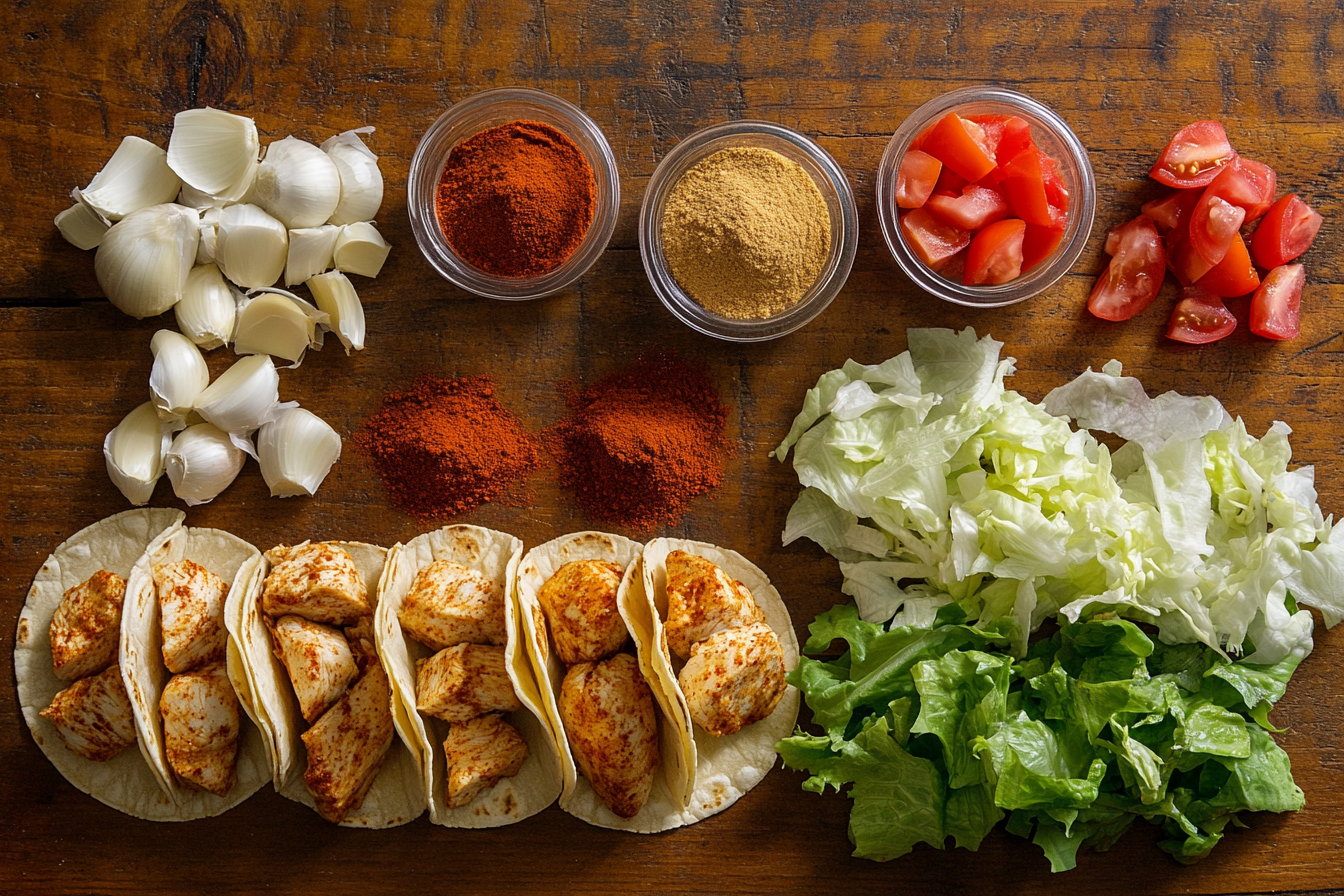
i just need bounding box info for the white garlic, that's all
[175,264,238,350]
[233,291,325,364]
[253,136,341,229]
[104,401,173,505]
[332,222,391,278]
[215,203,288,289]
[149,329,210,425]
[55,202,110,250]
[78,135,182,221]
[257,407,342,497]
[193,354,294,447]
[306,271,365,354]
[165,423,246,506]
[285,224,340,286]
[196,207,221,265]
[167,108,260,203]
[322,128,384,225]
[94,203,199,318]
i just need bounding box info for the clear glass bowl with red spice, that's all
[408,87,621,300]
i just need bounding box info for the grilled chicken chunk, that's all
[268,615,359,725]
[50,570,126,681]
[560,652,660,819]
[262,542,369,626]
[40,664,138,762]
[415,643,520,724]
[155,559,229,674]
[678,622,787,737]
[302,662,395,824]
[537,559,628,665]
[398,560,505,651]
[160,662,240,796]
[442,714,529,808]
[343,615,379,665]
[663,551,765,659]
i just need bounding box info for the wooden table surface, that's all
[4,1,1344,893]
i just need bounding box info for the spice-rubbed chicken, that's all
[663,550,765,659]
[536,559,628,665]
[262,542,370,626]
[678,621,787,737]
[302,661,395,824]
[398,560,505,650]
[268,615,359,724]
[415,643,521,723]
[160,661,240,796]
[155,559,229,674]
[50,570,125,681]
[442,714,529,808]
[40,664,138,762]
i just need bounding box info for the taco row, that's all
[15,509,800,830]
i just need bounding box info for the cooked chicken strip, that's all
[50,569,125,681]
[268,615,359,725]
[160,662,240,796]
[663,550,765,659]
[442,714,529,808]
[560,652,660,819]
[40,664,138,762]
[415,643,521,724]
[537,559,628,665]
[398,560,505,651]
[679,621,787,737]
[261,542,369,625]
[343,615,379,666]
[302,662,395,824]
[155,559,229,674]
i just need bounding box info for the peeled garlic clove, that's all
[104,401,173,505]
[177,181,225,211]
[306,271,365,354]
[167,108,260,202]
[94,203,199,318]
[196,207,221,265]
[285,224,340,286]
[55,201,110,250]
[257,407,342,497]
[194,353,292,439]
[79,135,182,221]
[233,291,323,364]
[215,203,288,289]
[149,329,210,424]
[166,423,246,506]
[253,136,341,229]
[332,222,391,279]
[175,264,238,350]
[322,129,384,226]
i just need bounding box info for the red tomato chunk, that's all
[1150,120,1235,189]
[900,207,971,268]
[964,219,1026,286]
[1167,287,1237,344]
[896,150,943,209]
[1251,194,1322,269]
[1250,264,1305,340]
[1088,215,1165,321]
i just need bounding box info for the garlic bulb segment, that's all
[104,401,172,505]
[257,407,342,497]
[79,135,182,221]
[332,222,391,279]
[233,292,322,364]
[215,203,288,289]
[94,203,199,318]
[193,353,290,438]
[322,129,384,226]
[254,136,342,229]
[196,207,221,265]
[284,224,340,286]
[165,423,246,506]
[55,202,110,250]
[177,181,225,211]
[149,329,210,425]
[307,271,365,354]
[175,264,238,350]
[167,108,260,202]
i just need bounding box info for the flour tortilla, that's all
[376,524,562,828]
[14,508,185,819]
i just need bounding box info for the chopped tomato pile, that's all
[1089,120,1323,343]
[897,111,1068,286]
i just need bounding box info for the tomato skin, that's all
[922,113,998,182]
[1088,215,1165,321]
[1188,191,1247,266]
[1040,154,1070,214]
[1141,189,1200,234]
[1195,233,1260,297]
[896,149,943,209]
[1250,264,1305,340]
[900,207,972,268]
[1151,120,1236,188]
[934,166,970,196]
[963,218,1026,286]
[1224,157,1277,221]
[1165,231,1215,287]
[1166,286,1237,344]
[926,184,1012,231]
[989,116,1035,169]
[1022,206,1067,272]
[1251,194,1323,268]
[998,148,1053,226]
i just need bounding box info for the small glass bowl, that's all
[877,85,1096,308]
[407,87,621,300]
[639,120,859,342]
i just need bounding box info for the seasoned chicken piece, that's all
[160,662,240,796]
[40,664,137,761]
[560,652,660,819]
[664,551,765,659]
[398,560,504,650]
[679,622,787,737]
[302,662,395,824]
[343,615,379,665]
[261,542,369,625]
[537,559,628,665]
[267,615,359,724]
[443,714,529,808]
[50,569,126,681]
[415,643,521,724]
[155,559,228,674]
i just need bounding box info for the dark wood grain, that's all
[3,1,1344,894]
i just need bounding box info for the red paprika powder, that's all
[435,120,596,278]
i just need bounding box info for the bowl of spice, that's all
[639,120,858,341]
[408,87,620,300]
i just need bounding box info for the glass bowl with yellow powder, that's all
[640,121,858,341]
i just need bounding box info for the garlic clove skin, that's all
[79,135,182,221]
[306,271,365,354]
[215,203,288,289]
[167,108,260,202]
[254,136,342,230]
[149,329,210,425]
[233,291,323,364]
[284,224,340,286]
[165,423,246,506]
[175,264,238,350]
[332,222,391,279]
[177,181,226,211]
[193,353,292,439]
[104,401,173,505]
[196,207,221,265]
[55,201,110,250]
[94,203,200,318]
[257,407,342,497]
[322,129,384,226]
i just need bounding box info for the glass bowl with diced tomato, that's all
[878,86,1096,307]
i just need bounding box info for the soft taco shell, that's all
[14,508,185,819]
[376,524,561,828]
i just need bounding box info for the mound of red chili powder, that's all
[355,375,540,520]
[544,355,729,529]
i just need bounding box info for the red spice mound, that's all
[544,355,729,529]
[355,376,540,520]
